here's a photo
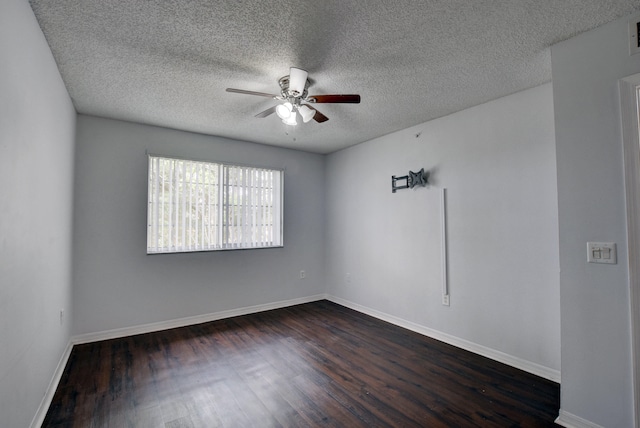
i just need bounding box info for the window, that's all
[147,155,283,254]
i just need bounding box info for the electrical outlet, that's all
[345,273,351,284]
[300,270,306,279]
[442,295,450,306]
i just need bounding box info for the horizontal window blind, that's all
[147,155,283,254]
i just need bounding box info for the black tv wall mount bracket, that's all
[392,168,428,193]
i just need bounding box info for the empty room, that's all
[2,0,640,427]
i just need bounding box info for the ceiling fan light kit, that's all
[276,102,293,120]
[226,67,361,126]
[298,105,315,123]
[279,109,300,126]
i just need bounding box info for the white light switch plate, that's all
[587,242,617,264]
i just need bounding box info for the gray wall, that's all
[552,13,640,428]
[9,2,639,425]
[0,0,76,427]
[72,116,326,335]
[325,84,561,375]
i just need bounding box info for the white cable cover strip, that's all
[440,188,450,305]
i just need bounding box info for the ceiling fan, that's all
[226,67,360,125]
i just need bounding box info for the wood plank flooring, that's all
[43,300,559,427]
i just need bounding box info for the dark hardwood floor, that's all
[43,300,559,427]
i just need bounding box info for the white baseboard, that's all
[30,340,74,428]
[555,410,605,428]
[326,294,561,383]
[72,294,327,345]
[31,295,327,427]
[33,294,561,428]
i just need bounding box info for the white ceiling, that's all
[29,0,640,154]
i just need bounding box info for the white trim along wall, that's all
[552,12,640,428]
[619,72,640,428]
[31,292,559,427]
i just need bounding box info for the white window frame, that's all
[147,154,283,254]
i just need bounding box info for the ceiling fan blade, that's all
[307,106,329,123]
[307,94,361,103]
[289,67,308,96]
[254,106,277,118]
[226,88,279,98]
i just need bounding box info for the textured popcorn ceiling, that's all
[29,0,640,154]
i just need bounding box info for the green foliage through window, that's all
[147,155,283,253]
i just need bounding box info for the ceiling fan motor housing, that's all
[278,74,310,99]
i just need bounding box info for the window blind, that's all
[147,155,282,254]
